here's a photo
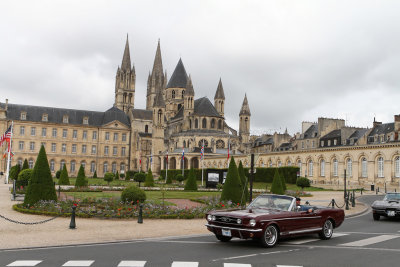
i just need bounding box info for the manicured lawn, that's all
[251,182,328,192]
[54,177,136,186]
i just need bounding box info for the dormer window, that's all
[63,115,69,123]
[83,117,89,125]
[20,112,26,120]
[42,114,48,122]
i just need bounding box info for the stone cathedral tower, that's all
[239,94,251,144]
[214,78,225,117]
[115,36,136,113]
[146,40,167,110]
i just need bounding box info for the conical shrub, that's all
[144,168,155,187]
[22,159,29,170]
[58,164,70,185]
[221,157,242,204]
[75,165,87,187]
[184,168,198,191]
[24,146,57,206]
[279,168,287,192]
[271,168,284,195]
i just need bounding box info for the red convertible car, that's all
[205,194,345,247]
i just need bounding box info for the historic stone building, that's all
[0,37,251,177]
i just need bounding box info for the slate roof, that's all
[166,58,188,88]
[368,123,394,136]
[132,109,152,120]
[4,103,130,127]
[320,129,341,139]
[303,124,318,139]
[154,91,165,107]
[253,137,273,147]
[214,79,225,99]
[171,97,222,121]
[349,129,368,140]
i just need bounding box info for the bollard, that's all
[376,188,378,195]
[361,188,363,195]
[385,183,387,193]
[69,205,76,229]
[138,203,143,224]
[352,191,355,207]
[13,179,16,200]
[345,197,349,210]
[378,187,380,193]
[331,199,335,208]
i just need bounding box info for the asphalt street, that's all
[1,195,399,267]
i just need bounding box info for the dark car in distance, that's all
[371,192,400,220]
[205,194,345,247]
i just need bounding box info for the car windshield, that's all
[384,193,400,201]
[248,195,293,211]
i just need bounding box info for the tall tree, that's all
[24,146,57,205]
[221,157,242,204]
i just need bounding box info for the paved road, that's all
[1,195,399,267]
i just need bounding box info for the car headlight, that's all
[207,215,212,221]
[249,219,256,227]
[236,218,242,224]
[212,215,216,221]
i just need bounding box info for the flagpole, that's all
[201,139,204,187]
[5,121,13,184]
[165,151,168,183]
[182,146,184,177]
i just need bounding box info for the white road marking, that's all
[339,235,400,247]
[118,261,147,267]
[213,249,299,262]
[224,264,252,267]
[62,261,94,266]
[276,265,303,267]
[7,261,42,266]
[171,262,198,267]
[281,233,348,244]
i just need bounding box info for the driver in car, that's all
[296,197,312,212]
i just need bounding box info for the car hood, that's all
[372,200,400,208]
[209,208,285,218]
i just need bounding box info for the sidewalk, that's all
[0,179,370,250]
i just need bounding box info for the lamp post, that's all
[249,153,254,202]
[344,169,347,200]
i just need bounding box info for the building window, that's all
[31,127,36,136]
[73,130,77,139]
[41,128,46,137]
[103,162,108,173]
[112,162,117,173]
[333,159,338,177]
[347,158,352,177]
[298,161,302,175]
[321,141,324,147]
[62,129,67,138]
[320,159,325,177]
[301,142,304,149]
[113,133,118,141]
[63,115,69,123]
[41,142,46,148]
[218,120,222,129]
[30,142,35,151]
[52,128,57,137]
[20,126,25,136]
[72,144,77,153]
[308,160,313,177]
[195,119,198,128]
[90,162,96,173]
[120,163,125,172]
[287,160,292,167]
[211,119,215,128]
[278,161,282,167]
[51,143,56,152]
[113,146,117,155]
[17,141,24,151]
[269,161,273,167]
[17,159,23,167]
[21,112,26,120]
[81,162,86,170]
[334,139,337,146]
[92,131,97,140]
[362,158,368,178]
[70,161,76,173]
[202,118,207,128]
[378,157,384,178]
[312,140,315,148]
[122,133,127,142]
[62,144,66,153]
[60,160,65,170]
[104,146,109,155]
[80,144,86,154]
[328,140,331,146]
[91,145,96,154]
[42,114,48,122]
[29,160,34,169]
[121,147,126,156]
[172,90,175,99]
[395,156,400,178]
[50,160,55,172]
[105,132,110,141]
[83,117,89,125]
[145,125,148,133]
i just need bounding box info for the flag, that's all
[200,144,204,160]
[0,125,12,146]
[166,151,168,163]
[227,140,230,161]
[182,146,185,160]
[150,153,153,164]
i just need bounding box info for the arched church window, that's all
[183,140,186,148]
[218,120,222,129]
[195,119,198,128]
[182,90,185,98]
[216,140,225,149]
[158,109,162,123]
[172,90,175,99]
[189,119,192,129]
[211,119,215,128]
[198,139,209,147]
[145,125,148,133]
[202,118,207,129]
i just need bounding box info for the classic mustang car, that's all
[205,194,345,247]
[371,192,400,220]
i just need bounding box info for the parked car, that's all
[205,194,345,247]
[371,192,400,220]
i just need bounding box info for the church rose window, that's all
[216,139,225,149]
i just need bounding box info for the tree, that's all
[93,170,97,178]
[184,168,198,191]
[144,168,155,187]
[134,172,146,187]
[271,168,284,195]
[22,159,29,170]
[238,161,249,203]
[58,164,70,185]
[221,157,242,204]
[17,169,33,188]
[104,172,114,185]
[55,170,61,179]
[115,171,120,180]
[125,170,135,181]
[165,173,173,184]
[75,164,87,187]
[175,174,184,184]
[9,164,20,181]
[24,146,57,206]
[121,185,146,203]
[279,169,287,192]
[296,177,311,191]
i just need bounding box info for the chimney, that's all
[373,117,382,127]
[5,99,8,110]
[395,115,400,131]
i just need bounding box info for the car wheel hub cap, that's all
[324,221,333,237]
[265,227,277,245]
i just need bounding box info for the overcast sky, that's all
[1,0,400,136]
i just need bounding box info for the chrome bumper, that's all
[205,223,262,232]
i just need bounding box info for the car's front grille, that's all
[215,216,240,225]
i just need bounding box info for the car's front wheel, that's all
[373,214,380,221]
[319,219,333,240]
[215,234,232,242]
[259,224,279,247]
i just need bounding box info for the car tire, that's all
[215,234,232,242]
[259,224,279,248]
[373,214,380,221]
[319,219,334,240]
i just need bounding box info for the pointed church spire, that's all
[121,35,131,71]
[239,94,251,116]
[154,89,165,107]
[214,78,225,99]
[166,58,188,88]
[152,39,164,76]
[185,74,194,96]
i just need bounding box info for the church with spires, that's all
[0,36,252,177]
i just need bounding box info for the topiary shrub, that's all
[24,146,57,206]
[279,169,287,192]
[75,165,87,187]
[238,161,249,203]
[104,172,114,185]
[58,165,70,185]
[184,168,198,191]
[9,164,20,181]
[17,169,33,188]
[55,170,61,179]
[134,172,146,187]
[144,168,154,187]
[165,173,173,184]
[121,185,146,203]
[296,177,311,191]
[22,159,29,170]
[115,171,120,180]
[175,174,184,184]
[93,170,97,178]
[271,168,284,195]
[125,170,135,180]
[221,157,243,204]
[120,173,125,179]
